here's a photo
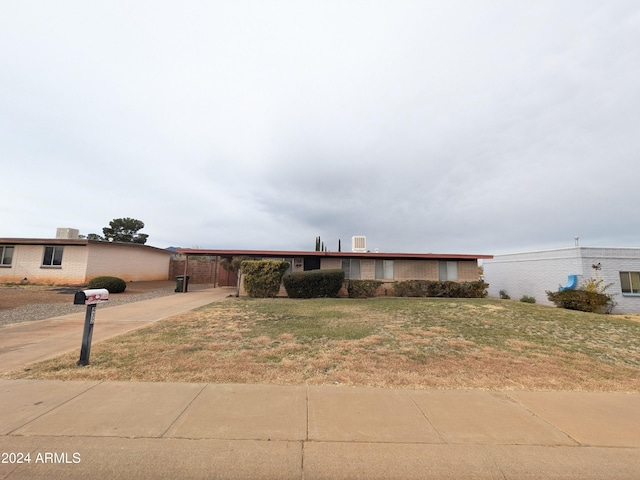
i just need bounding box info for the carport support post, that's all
[182,254,188,292]
[77,304,97,366]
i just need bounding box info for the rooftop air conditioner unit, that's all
[56,228,80,239]
[352,236,367,253]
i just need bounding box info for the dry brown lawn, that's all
[5,297,640,392]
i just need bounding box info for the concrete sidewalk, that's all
[1,287,639,479]
[1,381,639,479]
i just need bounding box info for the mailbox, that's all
[74,288,109,366]
[74,288,109,305]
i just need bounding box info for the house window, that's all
[1,246,14,266]
[375,260,394,279]
[42,246,64,267]
[439,261,458,281]
[620,272,640,294]
[342,259,361,279]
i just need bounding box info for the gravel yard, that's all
[0,281,214,326]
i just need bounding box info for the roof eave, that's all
[176,248,493,260]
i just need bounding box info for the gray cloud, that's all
[2,1,639,255]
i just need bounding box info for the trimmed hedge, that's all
[241,260,290,298]
[347,279,383,298]
[283,269,345,298]
[87,276,127,293]
[546,289,613,313]
[393,280,488,298]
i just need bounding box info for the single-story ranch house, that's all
[483,246,640,314]
[0,229,171,285]
[176,246,493,296]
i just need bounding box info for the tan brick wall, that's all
[457,260,480,281]
[169,258,226,284]
[85,244,170,282]
[320,258,341,270]
[394,260,439,281]
[0,244,88,285]
[317,258,479,282]
[170,258,238,286]
[360,260,374,280]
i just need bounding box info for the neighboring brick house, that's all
[176,247,492,296]
[0,229,171,285]
[482,247,640,314]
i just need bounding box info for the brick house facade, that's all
[176,248,491,296]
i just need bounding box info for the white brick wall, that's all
[483,248,583,306]
[576,248,640,314]
[86,243,170,282]
[0,244,88,284]
[483,247,640,313]
[0,242,170,285]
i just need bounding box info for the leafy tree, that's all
[91,218,149,244]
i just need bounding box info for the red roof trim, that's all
[176,248,493,260]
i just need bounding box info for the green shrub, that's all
[87,276,127,293]
[546,277,616,314]
[499,289,511,300]
[392,280,488,298]
[347,279,383,298]
[283,269,345,298]
[520,295,536,303]
[546,289,614,313]
[241,260,290,298]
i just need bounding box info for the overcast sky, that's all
[2,1,639,255]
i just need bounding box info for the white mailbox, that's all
[73,288,109,305]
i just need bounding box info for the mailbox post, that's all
[74,288,109,366]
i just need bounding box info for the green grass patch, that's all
[232,298,378,341]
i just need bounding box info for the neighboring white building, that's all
[483,247,640,314]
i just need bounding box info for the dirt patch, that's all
[0,281,175,310]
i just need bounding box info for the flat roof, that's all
[0,238,171,253]
[0,238,90,246]
[176,248,493,260]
